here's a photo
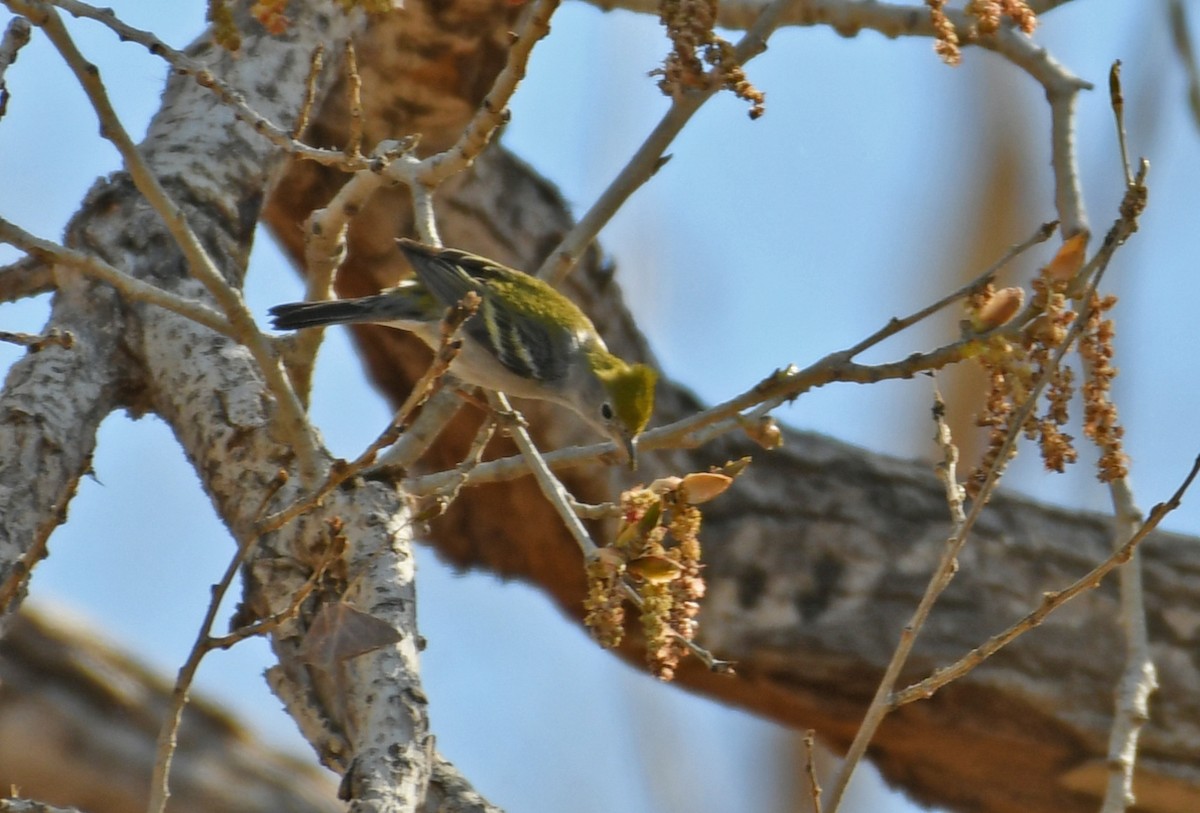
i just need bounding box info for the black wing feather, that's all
[398,240,572,382]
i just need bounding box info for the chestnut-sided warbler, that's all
[270,239,657,466]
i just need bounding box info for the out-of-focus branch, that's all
[0,606,343,813]
[0,14,31,119]
[0,255,53,302]
[1169,0,1200,131]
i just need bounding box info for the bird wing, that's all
[399,241,573,383]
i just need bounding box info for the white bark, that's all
[0,4,490,810]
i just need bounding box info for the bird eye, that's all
[600,402,614,421]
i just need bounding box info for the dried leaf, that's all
[1044,232,1089,282]
[627,554,683,584]
[680,472,733,504]
[299,602,402,671]
[973,286,1025,330]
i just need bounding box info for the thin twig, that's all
[409,416,499,518]
[417,0,563,187]
[1098,71,1154,807]
[403,206,1122,495]
[147,528,337,813]
[537,0,798,285]
[485,390,729,671]
[307,141,416,290]
[147,535,250,813]
[47,0,370,170]
[281,137,417,402]
[893,454,1200,707]
[0,217,236,337]
[803,729,823,813]
[375,0,565,246]
[258,294,477,535]
[292,44,325,140]
[487,390,600,558]
[824,380,995,810]
[1109,61,1132,186]
[838,220,1056,360]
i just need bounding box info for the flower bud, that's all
[972,287,1025,330]
[1044,232,1089,282]
[680,472,733,504]
[742,416,783,449]
[627,554,683,583]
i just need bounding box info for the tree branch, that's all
[0,3,498,810]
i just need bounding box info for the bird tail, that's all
[269,286,431,331]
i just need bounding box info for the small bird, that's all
[270,239,657,466]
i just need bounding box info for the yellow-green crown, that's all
[595,360,657,435]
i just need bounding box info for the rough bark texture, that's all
[262,6,1200,813]
[0,4,494,812]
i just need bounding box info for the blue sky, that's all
[1,1,1195,811]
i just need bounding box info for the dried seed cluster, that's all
[585,468,739,680]
[1079,292,1129,482]
[654,0,765,118]
[928,0,1039,66]
[964,236,1128,497]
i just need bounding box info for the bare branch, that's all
[417,0,563,187]
[0,254,53,301]
[0,217,236,337]
[259,293,476,536]
[10,0,322,482]
[537,0,797,285]
[0,14,31,120]
[892,455,1200,707]
[0,291,119,612]
[47,0,368,170]
[1169,0,1200,132]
